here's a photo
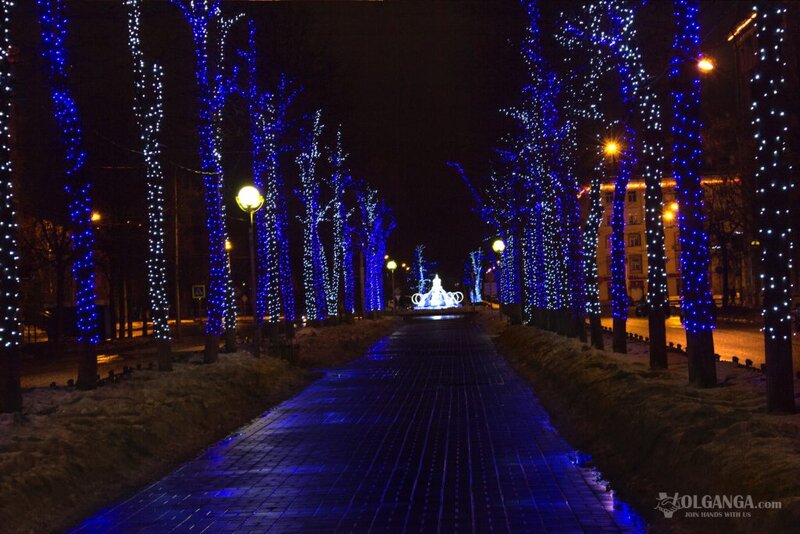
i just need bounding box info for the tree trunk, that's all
[76,341,97,390]
[648,307,668,369]
[0,347,21,413]
[686,330,716,387]
[589,314,604,350]
[721,243,730,308]
[157,339,172,372]
[204,334,219,364]
[612,316,627,354]
[224,328,237,353]
[54,264,66,346]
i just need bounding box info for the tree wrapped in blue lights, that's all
[329,127,356,317]
[169,0,236,362]
[297,110,328,322]
[242,24,300,330]
[36,0,100,389]
[0,0,21,412]
[750,3,795,412]
[450,160,524,323]
[563,0,670,365]
[608,128,635,354]
[670,0,716,383]
[410,244,433,295]
[125,0,172,371]
[358,187,395,315]
[466,249,484,303]
[511,0,584,333]
[583,157,605,350]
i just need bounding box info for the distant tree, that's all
[18,216,73,346]
[466,249,484,303]
[409,244,434,295]
[704,176,748,308]
[297,110,328,322]
[357,187,394,315]
[329,127,356,318]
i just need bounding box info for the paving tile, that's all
[71,318,645,533]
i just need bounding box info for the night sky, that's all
[11,0,746,281]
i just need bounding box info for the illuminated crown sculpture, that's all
[411,274,464,310]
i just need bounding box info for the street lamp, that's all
[386,259,397,313]
[603,140,620,158]
[492,239,505,254]
[697,56,715,73]
[236,185,265,357]
[491,239,505,313]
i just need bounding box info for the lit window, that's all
[629,254,643,273]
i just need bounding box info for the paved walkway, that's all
[73,317,644,533]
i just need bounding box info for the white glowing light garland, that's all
[297,110,328,321]
[0,0,20,351]
[749,3,795,410]
[330,127,356,315]
[125,0,170,342]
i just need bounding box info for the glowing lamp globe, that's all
[386,260,397,271]
[697,57,714,73]
[492,239,506,254]
[603,140,620,157]
[236,185,264,213]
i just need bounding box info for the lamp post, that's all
[492,238,505,316]
[386,259,397,313]
[236,185,265,357]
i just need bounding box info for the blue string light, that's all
[358,187,394,313]
[297,110,327,321]
[169,0,233,339]
[36,0,99,346]
[330,127,356,315]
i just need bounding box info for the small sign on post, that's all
[191,285,206,300]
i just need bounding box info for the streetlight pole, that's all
[386,260,397,314]
[237,186,265,357]
[492,239,505,318]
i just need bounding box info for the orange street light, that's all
[91,211,102,223]
[697,56,715,73]
[603,140,620,157]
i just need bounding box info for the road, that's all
[601,316,800,368]
[72,316,644,533]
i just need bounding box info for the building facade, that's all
[592,176,745,309]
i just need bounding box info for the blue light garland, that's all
[297,110,327,321]
[169,0,233,339]
[358,187,394,313]
[330,127,355,315]
[36,0,99,347]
